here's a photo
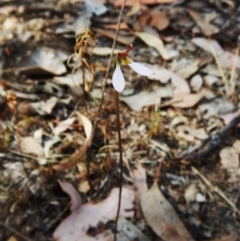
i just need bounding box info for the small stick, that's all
[114,90,124,241]
[184,113,240,159]
[192,166,240,213]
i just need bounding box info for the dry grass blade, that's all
[192,166,240,214]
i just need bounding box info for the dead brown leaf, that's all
[93,28,134,45]
[136,32,171,60]
[150,10,169,31]
[126,1,141,17]
[120,84,172,111]
[163,91,205,108]
[92,47,120,56]
[103,22,130,30]
[114,0,178,7]
[192,37,224,56]
[141,182,194,241]
[146,65,190,93]
[187,9,219,36]
[53,187,134,241]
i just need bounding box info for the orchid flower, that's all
[112,44,153,92]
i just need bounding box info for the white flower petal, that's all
[112,65,125,92]
[128,62,153,76]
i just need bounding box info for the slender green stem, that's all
[114,90,123,241]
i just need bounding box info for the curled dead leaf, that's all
[52,112,93,170]
[58,180,82,212]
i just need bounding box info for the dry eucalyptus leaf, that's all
[171,59,199,79]
[164,91,205,108]
[20,136,44,156]
[131,164,148,203]
[220,147,239,172]
[146,65,190,94]
[92,47,120,56]
[120,85,172,111]
[141,182,194,241]
[187,10,219,36]
[192,38,224,56]
[150,11,169,31]
[53,187,134,241]
[136,32,171,60]
[126,1,141,17]
[58,180,82,212]
[192,38,240,69]
[77,112,92,140]
[147,66,173,83]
